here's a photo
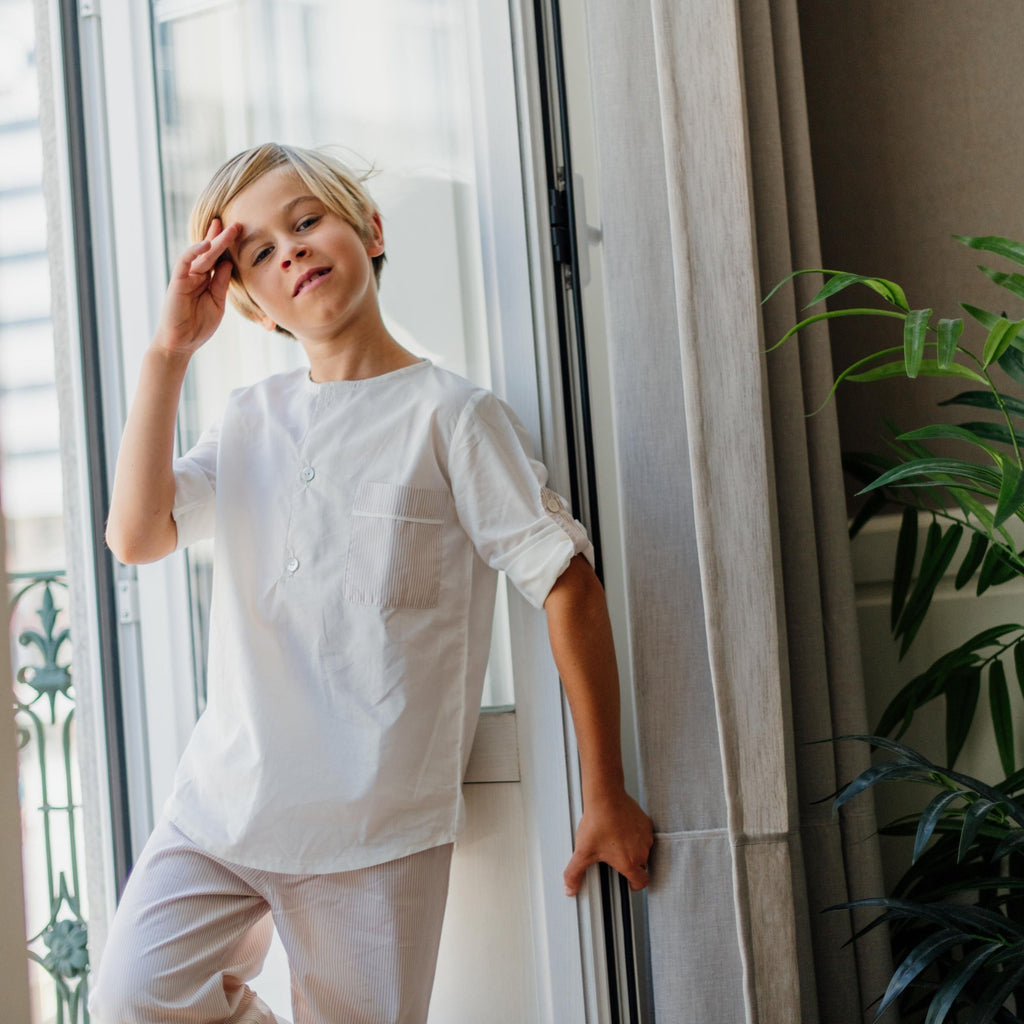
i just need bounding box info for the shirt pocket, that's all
[345,481,450,609]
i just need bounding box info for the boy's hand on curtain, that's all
[564,790,653,897]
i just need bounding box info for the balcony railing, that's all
[11,570,89,1024]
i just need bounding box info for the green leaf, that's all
[978,263,1024,301]
[958,798,1002,861]
[877,930,965,1019]
[807,271,911,311]
[956,420,1024,449]
[846,359,987,385]
[994,830,1024,859]
[861,457,1002,496]
[897,423,1001,460]
[925,942,1003,1024]
[965,958,1024,1024]
[936,318,963,369]
[914,790,966,863]
[762,267,827,305]
[898,524,964,657]
[892,507,918,631]
[958,623,1022,652]
[848,490,887,540]
[955,233,1024,268]
[994,459,1024,527]
[834,733,936,764]
[895,517,941,639]
[838,895,1024,940]
[989,660,1014,777]
[834,760,929,811]
[940,389,1024,419]
[998,344,1024,386]
[977,544,1019,594]
[952,492,997,534]
[768,307,906,352]
[903,308,932,377]
[961,302,1001,330]
[982,315,1024,368]
[946,668,981,766]
[954,532,988,589]
[875,671,938,739]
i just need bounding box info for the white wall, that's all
[851,513,1024,889]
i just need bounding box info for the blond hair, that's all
[188,143,384,333]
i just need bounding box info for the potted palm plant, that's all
[769,235,1024,1023]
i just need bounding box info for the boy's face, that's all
[222,167,384,342]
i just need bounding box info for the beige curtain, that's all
[582,0,891,1019]
[739,0,894,1019]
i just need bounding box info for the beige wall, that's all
[796,0,1024,897]
[797,0,1024,467]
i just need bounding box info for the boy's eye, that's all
[252,245,272,266]
[297,215,320,231]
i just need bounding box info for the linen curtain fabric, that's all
[582,0,891,1019]
[739,0,895,1019]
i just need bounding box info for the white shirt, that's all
[166,360,592,872]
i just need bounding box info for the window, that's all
[152,0,518,713]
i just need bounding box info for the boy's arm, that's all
[544,554,654,896]
[106,220,239,564]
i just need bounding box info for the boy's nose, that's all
[281,247,308,269]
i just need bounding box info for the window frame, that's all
[80,0,629,1019]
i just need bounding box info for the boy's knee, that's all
[88,960,192,1024]
[88,971,161,1024]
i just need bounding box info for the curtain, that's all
[739,0,894,1019]
[581,0,891,1019]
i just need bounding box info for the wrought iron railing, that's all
[11,570,89,1024]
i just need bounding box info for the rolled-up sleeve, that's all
[449,391,594,608]
[172,424,220,550]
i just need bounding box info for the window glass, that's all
[152,0,514,709]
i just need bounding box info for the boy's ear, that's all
[366,212,385,258]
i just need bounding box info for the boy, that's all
[94,143,652,1024]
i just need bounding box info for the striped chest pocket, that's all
[344,481,450,609]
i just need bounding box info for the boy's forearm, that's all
[544,555,626,799]
[105,344,191,564]
[544,555,653,894]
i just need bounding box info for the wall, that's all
[851,513,1024,889]
[797,0,1024,470]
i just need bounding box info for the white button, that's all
[301,465,315,482]
[286,557,300,573]
[545,495,562,513]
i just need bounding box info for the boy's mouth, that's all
[293,267,331,297]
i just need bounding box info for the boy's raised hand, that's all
[155,219,240,357]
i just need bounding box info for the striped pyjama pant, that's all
[88,818,453,1024]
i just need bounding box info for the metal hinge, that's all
[549,186,571,266]
[80,0,99,17]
